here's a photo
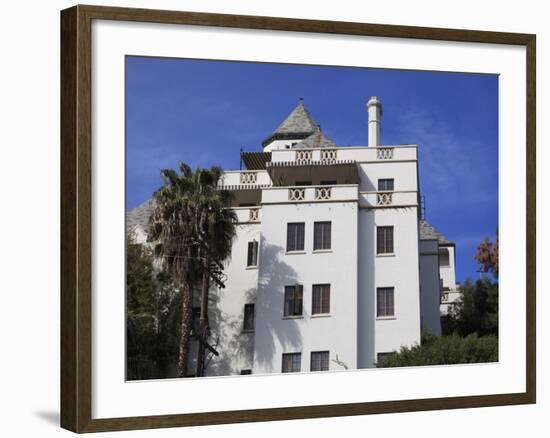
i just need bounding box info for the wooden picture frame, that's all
[60,4,536,433]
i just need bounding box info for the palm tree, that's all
[148,163,235,377]
[192,167,236,376]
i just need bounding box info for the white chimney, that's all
[367,96,382,147]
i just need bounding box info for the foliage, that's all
[126,234,180,380]
[376,330,498,368]
[443,278,498,337]
[474,228,499,278]
[148,162,236,377]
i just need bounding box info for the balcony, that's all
[232,207,261,223]
[269,145,416,165]
[262,185,358,204]
[220,170,271,188]
[360,191,418,208]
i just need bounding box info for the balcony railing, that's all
[377,147,394,160]
[295,150,312,164]
[360,191,417,208]
[320,149,338,164]
[249,208,260,222]
[231,207,261,223]
[315,187,332,200]
[376,192,393,205]
[260,185,357,204]
[239,172,257,184]
[288,188,305,201]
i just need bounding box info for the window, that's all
[313,221,331,250]
[240,369,252,375]
[377,226,394,254]
[439,248,450,266]
[378,178,394,191]
[286,222,305,252]
[295,181,312,186]
[312,284,331,314]
[377,352,393,363]
[282,353,301,373]
[320,180,337,185]
[284,285,303,317]
[310,351,330,371]
[247,240,259,267]
[377,287,395,317]
[243,304,255,331]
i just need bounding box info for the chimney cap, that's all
[367,96,382,109]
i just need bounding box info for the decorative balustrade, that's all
[377,147,394,160]
[288,188,305,201]
[320,149,337,164]
[295,150,312,164]
[315,187,332,200]
[239,172,257,184]
[376,192,393,205]
[249,208,260,222]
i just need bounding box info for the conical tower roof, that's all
[262,100,320,147]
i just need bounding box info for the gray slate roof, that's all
[419,219,453,245]
[262,101,320,147]
[295,130,336,149]
[126,199,155,233]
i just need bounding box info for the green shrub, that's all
[376,331,498,368]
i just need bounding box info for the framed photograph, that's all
[60,4,536,433]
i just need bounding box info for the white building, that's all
[127,97,458,375]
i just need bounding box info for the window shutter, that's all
[287,224,295,251]
[296,285,303,315]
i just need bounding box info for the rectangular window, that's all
[378,178,394,191]
[247,240,259,267]
[377,352,393,363]
[240,369,252,375]
[313,221,331,250]
[284,285,303,317]
[295,181,312,186]
[286,222,305,252]
[439,248,450,266]
[320,180,337,185]
[310,351,330,371]
[243,304,255,331]
[312,284,331,314]
[377,226,394,254]
[282,353,301,373]
[377,287,395,317]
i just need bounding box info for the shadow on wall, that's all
[253,239,303,373]
[205,288,257,376]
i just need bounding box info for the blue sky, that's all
[126,56,498,282]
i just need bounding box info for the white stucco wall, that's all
[204,223,260,376]
[357,206,422,364]
[253,201,358,374]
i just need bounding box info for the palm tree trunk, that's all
[177,282,193,377]
[196,257,210,377]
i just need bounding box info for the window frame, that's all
[376,287,395,318]
[312,284,331,315]
[376,225,394,254]
[281,352,301,373]
[378,178,395,191]
[247,240,259,267]
[284,284,304,317]
[310,351,330,372]
[313,221,332,251]
[286,222,305,252]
